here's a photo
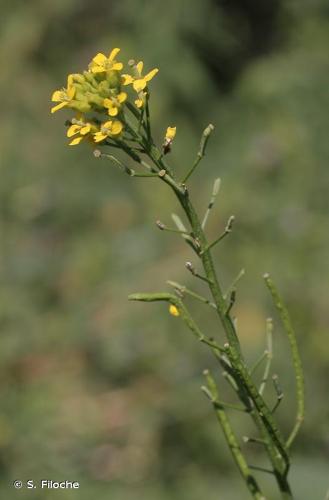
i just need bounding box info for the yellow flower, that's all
[89,48,123,73]
[169,304,180,317]
[67,117,95,146]
[134,91,147,109]
[163,126,176,154]
[122,61,158,92]
[103,92,127,116]
[165,126,176,141]
[51,75,76,113]
[94,120,123,143]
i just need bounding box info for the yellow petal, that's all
[103,121,113,128]
[122,74,134,85]
[133,79,146,92]
[69,136,84,146]
[109,47,120,61]
[91,66,105,74]
[110,120,123,135]
[118,92,127,103]
[135,98,143,108]
[80,124,91,135]
[67,124,81,137]
[136,61,144,75]
[67,86,76,99]
[144,68,159,82]
[92,53,107,66]
[169,305,180,317]
[166,126,176,141]
[103,98,112,108]
[51,90,63,102]
[112,62,123,71]
[94,132,107,143]
[67,74,74,87]
[108,106,118,116]
[51,101,67,113]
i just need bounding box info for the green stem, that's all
[169,172,292,495]
[145,92,152,141]
[178,192,241,351]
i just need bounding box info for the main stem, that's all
[176,191,292,497]
[140,142,293,498]
[179,194,240,347]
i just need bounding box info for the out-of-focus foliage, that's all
[0,1,328,498]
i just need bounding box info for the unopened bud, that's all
[107,70,121,89]
[87,94,104,107]
[69,100,91,113]
[98,80,110,93]
[71,73,85,84]
[83,71,97,86]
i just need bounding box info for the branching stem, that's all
[125,126,299,499]
[202,370,266,499]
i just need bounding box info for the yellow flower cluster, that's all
[50,48,158,146]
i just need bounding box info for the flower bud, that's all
[86,93,104,107]
[69,100,91,113]
[98,80,110,94]
[107,70,121,89]
[71,73,85,84]
[73,83,84,92]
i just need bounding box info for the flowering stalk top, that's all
[50,47,164,148]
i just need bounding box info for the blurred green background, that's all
[1,0,328,498]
